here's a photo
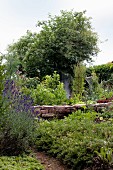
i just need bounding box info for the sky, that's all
[0,0,113,65]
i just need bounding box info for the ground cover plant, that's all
[0,155,44,170]
[35,110,113,169]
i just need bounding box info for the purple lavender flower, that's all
[2,79,35,116]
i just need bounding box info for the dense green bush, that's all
[35,110,113,169]
[31,71,67,105]
[0,155,44,170]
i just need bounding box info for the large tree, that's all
[6,10,99,79]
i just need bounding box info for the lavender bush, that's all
[0,79,36,156]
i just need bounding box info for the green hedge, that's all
[86,62,113,82]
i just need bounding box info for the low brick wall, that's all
[33,102,113,119]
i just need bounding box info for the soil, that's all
[33,150,113,170]
[34,150,70,170]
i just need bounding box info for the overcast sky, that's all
[0,0,113,65]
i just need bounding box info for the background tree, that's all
[0,56,5,113]
[6,10,99,79]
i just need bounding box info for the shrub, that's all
[32,71,67,105]
[0,79,36,156]
[72,63,86,100]
[35,110,113,169]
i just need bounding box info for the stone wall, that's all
[33,102,113,119]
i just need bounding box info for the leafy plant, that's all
[35,110,113,169]
[32,71,67,105]
[0,79,36,155]
[95,147,113,163]
[0,155,44,170]
[100,103,113,119]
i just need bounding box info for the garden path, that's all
[34,150,70,170]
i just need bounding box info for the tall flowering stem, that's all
[1,79,36,155]
[2,79,35,116]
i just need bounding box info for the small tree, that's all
[6,10,99,79]
[72,63,86,100]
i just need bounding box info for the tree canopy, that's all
[6,10,99,79]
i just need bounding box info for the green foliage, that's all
[5,31,39,78]
[0,109,36,155]
[86,62,113,83]
[0,57,8,130]
[43,71,60,89]
[16,74,40,89]
[91,72,104,100]
[86,64,113,101]
[102,73,113,91]
[0,57,5,112]
[95,147,113,163]
[0,80,36,156]
[100,104,113,119]
[23,77,40,89]
[4,54,21,78]
[72,63,86,100]
[6,10,99,79]
[0,155,44,170]
[99,90,113,100]
[32,83,56,105]
[68,94,85,105]
[32,72,67,105]
[35,110,113,169]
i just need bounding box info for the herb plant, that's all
[0,79,36,155]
